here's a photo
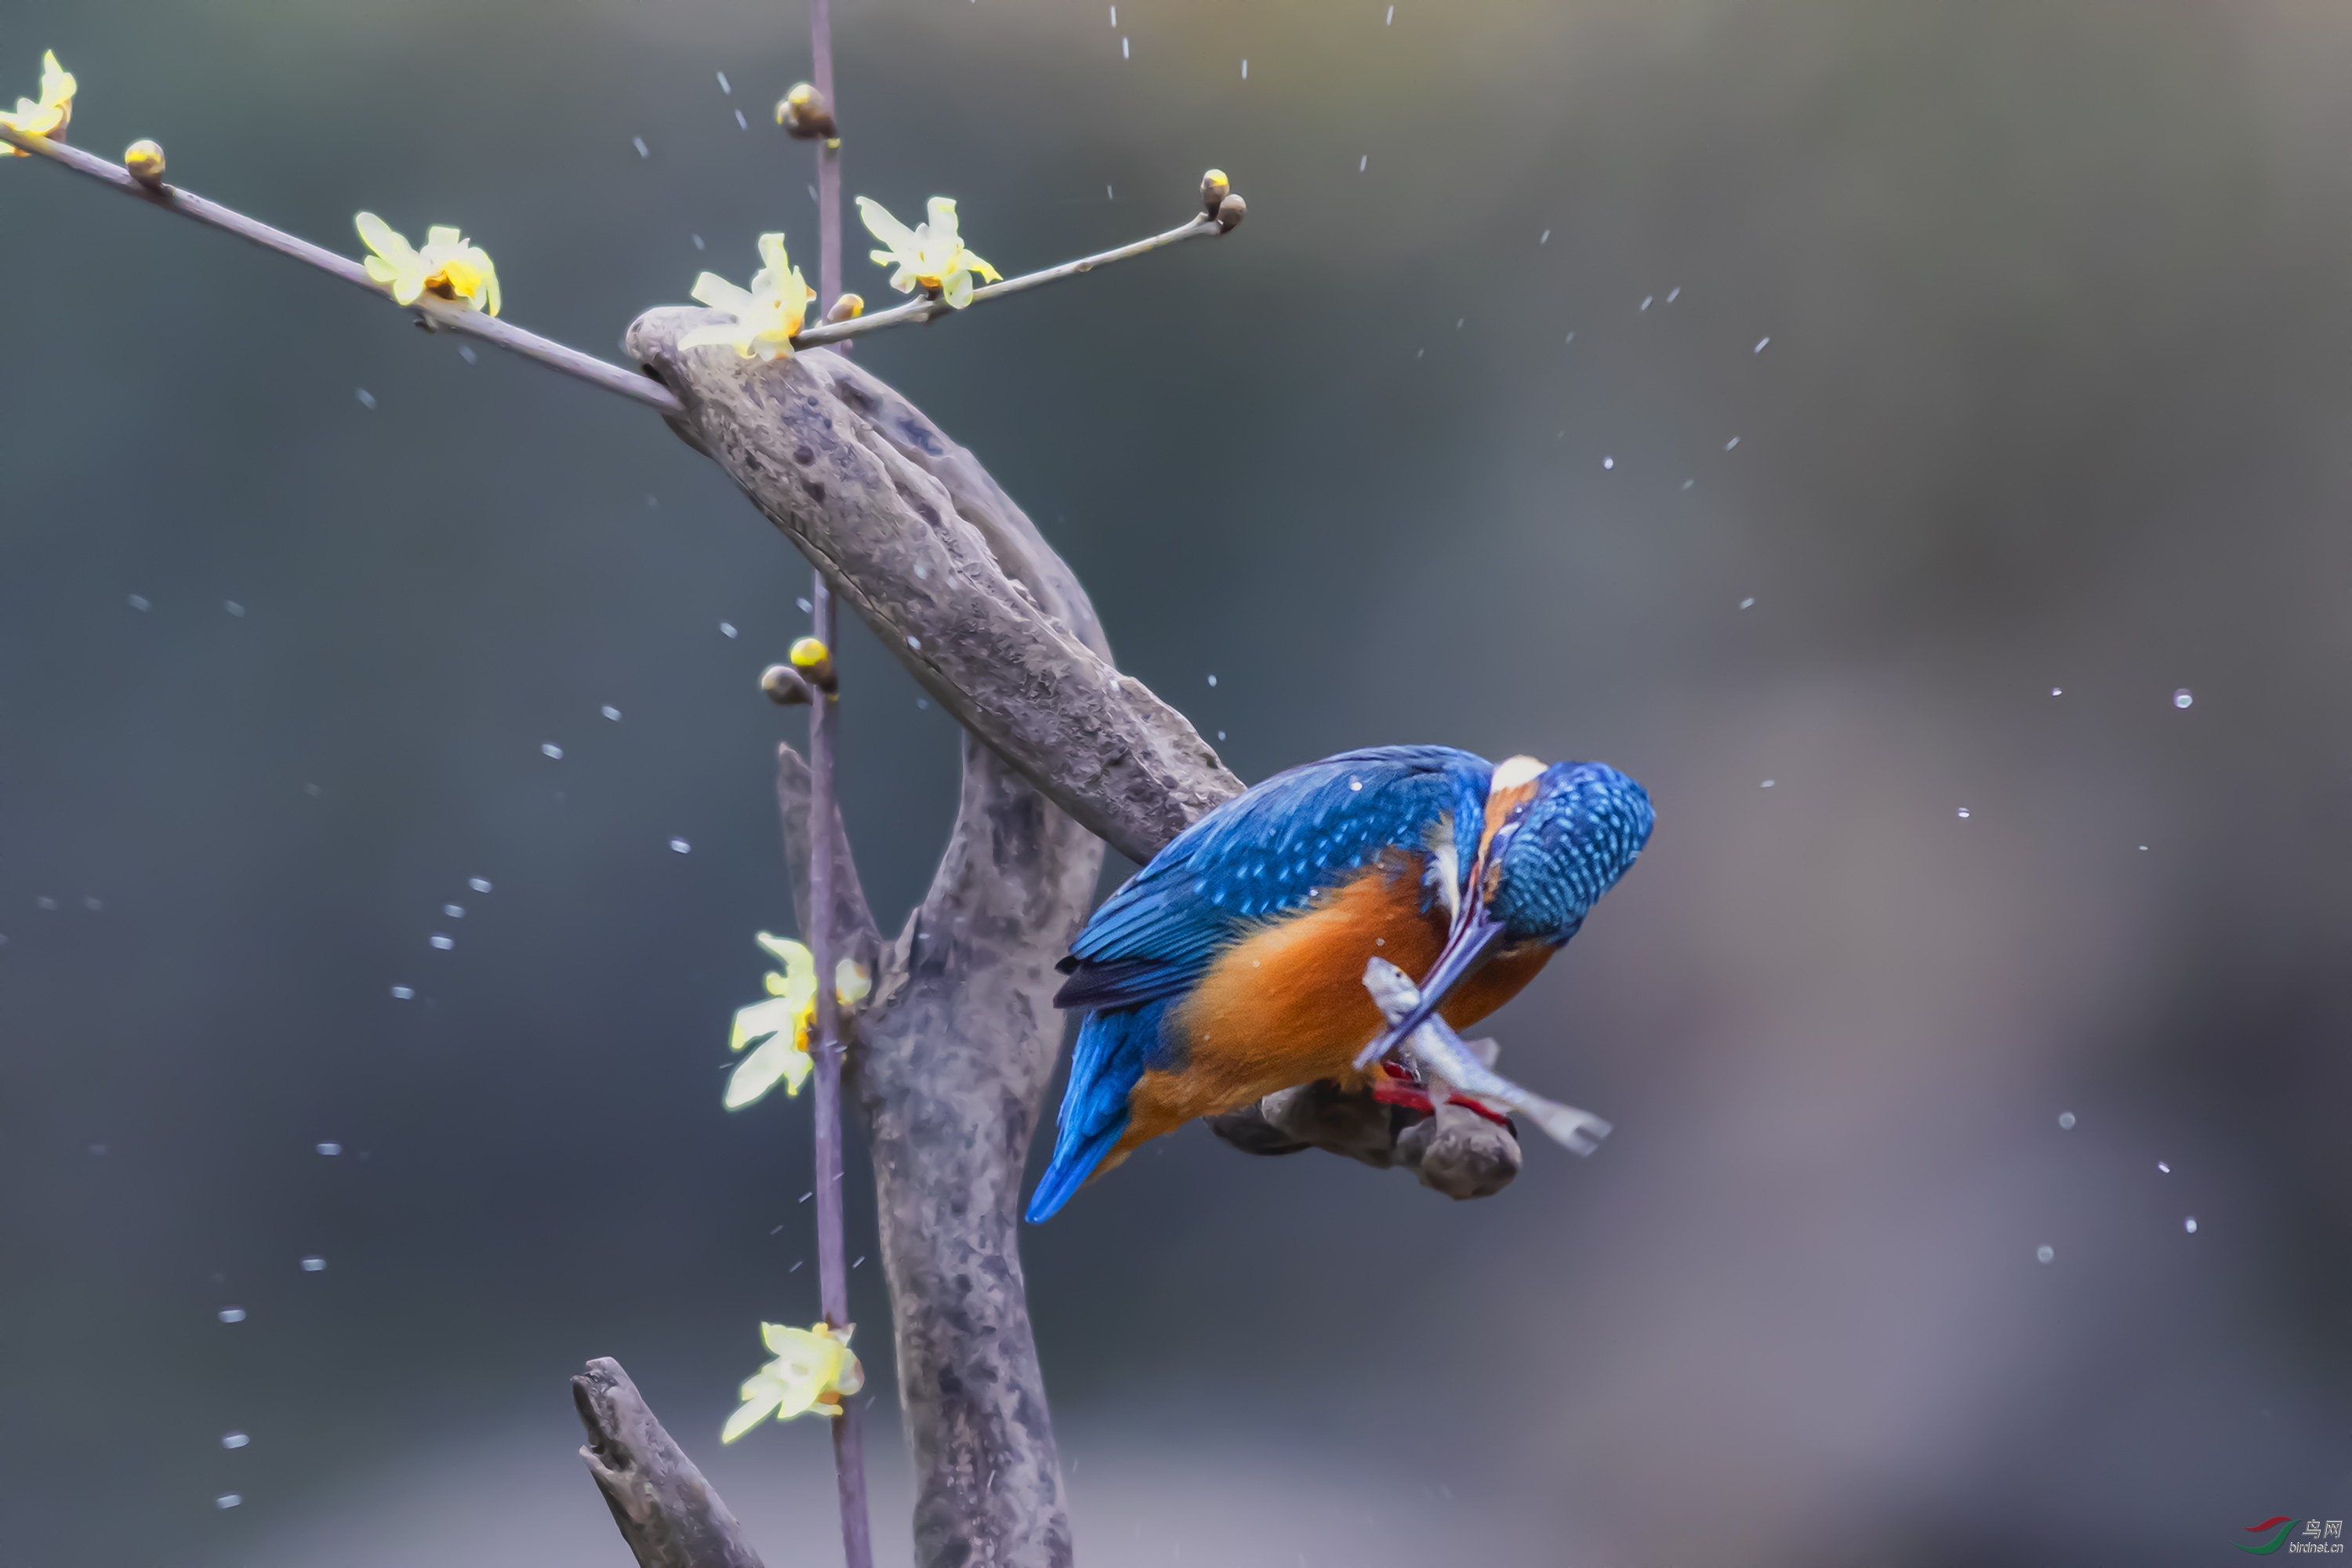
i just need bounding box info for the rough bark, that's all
[625,315,1243,866]
[573,1358,767,1568]
[758,370,1118,1565]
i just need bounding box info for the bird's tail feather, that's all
[1027,1001,1163,1222]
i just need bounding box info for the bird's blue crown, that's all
[1486,762,1654,944]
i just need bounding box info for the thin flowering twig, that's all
[2,118,1238,401]
[791,211,1225,348]
[796,7,875,1567]
[0,121,682,412]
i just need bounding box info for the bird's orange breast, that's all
[1112,851,1552,1154]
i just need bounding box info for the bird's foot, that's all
[1359,957,1613,1156]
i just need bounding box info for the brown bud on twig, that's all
[777,83,838,141]
[1200,169,1230,216]
[124,140,166,189]
[823,293,865,325]
[1214,194,1247,231]
[760,663,815,706]
[789,636,839,694]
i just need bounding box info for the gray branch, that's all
[573,1358,767,1568]
[774,536,1103,1566]
[625,320,1243,866]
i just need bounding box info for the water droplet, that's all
[317,1142,341,1156]
[691,234,705,252]
[1349,778,1363,792]
[429,933,454,950]
[1682,479,1694,489]
[301,1256,325,1272]
[88,1143,107,1156]
[716,69,731,93]
[355,388,376,409]
[224,601,245,617]
[1122,37,1130,57]
[1667,286,1681,302]
[601,705,622,721]
[1760,779,1776,789]
[390,985,413,1000]
[1217,730,1226,741]
[2158,1161,2171,1173]
[2172,688,2193,710]
[1240,57,1248,77]
[908,634,923,649]
[1385,3,1394,20]
[2051,687,2062,696]
[443,904,464,919]
[2035,1245,2054,1264]
[219,1308,246,1323]
[1207,673,1218,687]
[458,343,477,364]
[1359,154,1367,172]
[1724,435,1740,451]
[469,877,492,893]
[1602,456,1614,470]
[2183,1216,2198,1234]
[797,597,813,613]
[216,1494,242,1510]
[2057,1111,2074,1129]
[1740,597,1755,608]
[128,593,151,611]
[541,742,563,759]
[1640,296,1653,311]
[221,1432,249,1450]
[1956,808,1971,819]
[720,622,738,638]
[1754,336,1770,353]
[633,136,650,158]
[670,838,691,855]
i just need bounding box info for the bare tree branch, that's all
[626,325,1243,866]
[573,1359,769,1568]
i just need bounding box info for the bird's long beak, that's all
[1352,901,1503,1071]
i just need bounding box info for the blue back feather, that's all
[1057,746,1492,1009]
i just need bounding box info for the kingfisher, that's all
[1026,745,1654,1221]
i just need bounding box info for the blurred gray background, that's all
[2,0,2348,1563]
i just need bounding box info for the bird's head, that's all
[1359,755,1653,1069]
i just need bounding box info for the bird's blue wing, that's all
[1054,745,1491,1011]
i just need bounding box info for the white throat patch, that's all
[1490,754,1545,792]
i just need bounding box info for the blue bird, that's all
[1027,746,1654,1221]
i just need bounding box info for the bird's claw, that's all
[1358,957,1613,1156]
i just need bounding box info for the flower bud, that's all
[760,663,814,706]
[124,140,165,188]
[789,636,839,693]
[823,292,864,325]
[1200,169,1230,215]
[1215,193,1247,231]
[777,83,838,141]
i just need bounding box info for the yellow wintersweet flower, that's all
[724,933,870,1109]
[855,196,1000,309]
[682,233,814,361]
[0,51,74,155]
[720,1320,865,1441]
[354,213,502,316]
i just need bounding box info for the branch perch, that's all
[573,1358,767,1568]
[628,328,1243,865]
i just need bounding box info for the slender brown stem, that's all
[789,212,1225,350]
[0,123,682,413]
[801,6,873,1565]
